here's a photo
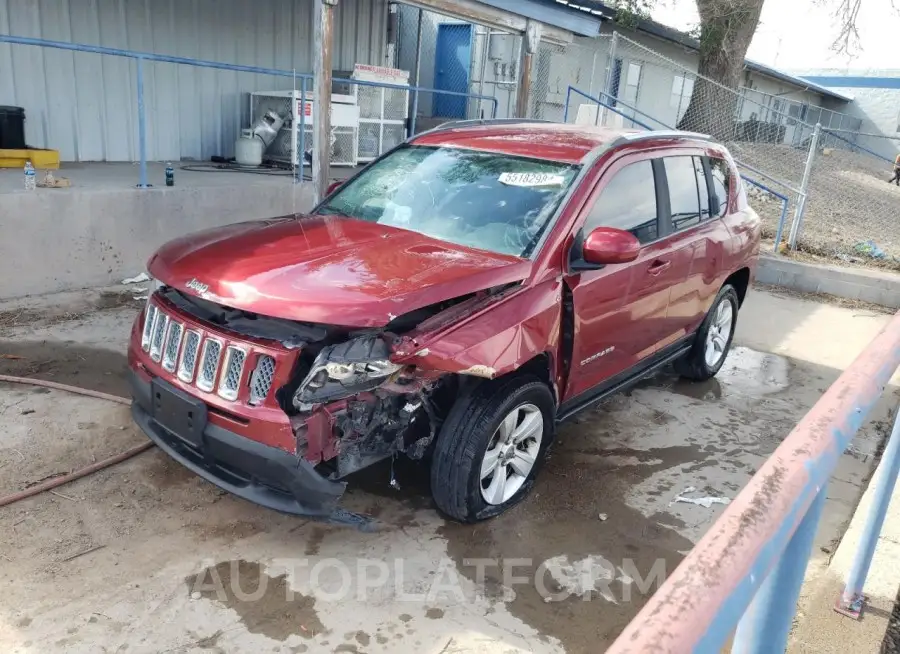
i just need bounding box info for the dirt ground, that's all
[734,143,900,270]
[0,286,896,654]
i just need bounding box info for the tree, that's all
[609,0,873,138]
[676,0,764,137]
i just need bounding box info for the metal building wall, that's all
[0,0,388,162]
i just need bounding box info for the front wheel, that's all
[676,285,739,381]
[430,376,555,523]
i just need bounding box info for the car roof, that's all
[409,122,716,165]
[410,122,636,165]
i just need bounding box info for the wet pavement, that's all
[0,287,896,653]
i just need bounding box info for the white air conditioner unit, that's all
[351,65,410,162]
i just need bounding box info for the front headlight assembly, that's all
[294,336,404,407]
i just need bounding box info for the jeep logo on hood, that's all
[185,278,210,295]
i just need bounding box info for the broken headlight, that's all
[294,336,403,407]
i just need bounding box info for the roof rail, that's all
[417,118,555,138]
[616,129,713,144]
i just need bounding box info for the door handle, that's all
[647,259,671,276]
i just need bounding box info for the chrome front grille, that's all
[217,346,247,401]
[149,312,169,362]
[249,355,276,406]
[141,304,158,351]
[178,330,202,383]
[142,301,280,403]
[196,339,223,392]
[162,322,183,373]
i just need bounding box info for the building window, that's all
[608,58,623,107]
[623,62,643,106]
[670,74,695,121]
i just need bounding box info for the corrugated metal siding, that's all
[0,0,388,161]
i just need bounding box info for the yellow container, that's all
[0,148,60,169]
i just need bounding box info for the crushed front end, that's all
[128,286,448,518]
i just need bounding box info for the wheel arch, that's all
[724,267,751,306]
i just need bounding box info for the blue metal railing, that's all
[605,313,900,653]
[0,34,499,188]
[565,86,793,252]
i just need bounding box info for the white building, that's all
[794,70,900,161]
[399,0,859,149]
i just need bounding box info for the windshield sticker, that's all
[498,172,566,187]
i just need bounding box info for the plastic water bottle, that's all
[24,160,35,191]
[165,162,174,187]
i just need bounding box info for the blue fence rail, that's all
[0,34,499,187]
[564,86,793,252]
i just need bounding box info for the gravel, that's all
[734,143,900,272]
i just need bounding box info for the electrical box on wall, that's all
[488,32,507,61]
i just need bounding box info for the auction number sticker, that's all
[498,172,566,187]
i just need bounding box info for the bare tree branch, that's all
[813,0,899,57]
[826,0,864,56]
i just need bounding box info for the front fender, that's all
[392,280,563,381]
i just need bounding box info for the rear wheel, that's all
[430,376,554,523]
[676,285,739,381]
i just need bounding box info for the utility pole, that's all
[515,19,541,118]
[313,0,338,203]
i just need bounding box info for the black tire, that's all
[430,375,555,523]
[675,284,740,382]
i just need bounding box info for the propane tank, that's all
[251,110,285,148]
[234,129,264,166]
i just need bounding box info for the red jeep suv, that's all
[128,121,760,523]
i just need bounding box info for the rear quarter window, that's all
[709,157,732,217]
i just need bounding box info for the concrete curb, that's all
[757,254,900,308]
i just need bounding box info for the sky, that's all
[650,0,900,72]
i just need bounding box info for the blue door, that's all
[433,23,473,118]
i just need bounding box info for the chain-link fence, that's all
[607,33,818,241]
[529,37,610,122]
[396,5,515,131]
[552,33,810,244]
[542,31,900,270]
[789,127,900,268]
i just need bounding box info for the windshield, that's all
[315,145,580,258]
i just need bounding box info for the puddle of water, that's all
[647,346,790,402]
[438,436,697,653]
[185,560,324,642]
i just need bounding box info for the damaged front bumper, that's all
[130,371,347,517]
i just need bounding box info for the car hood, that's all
[148,215,531,328]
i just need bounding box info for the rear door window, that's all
[584,160,659,244]
[664,156,702,231]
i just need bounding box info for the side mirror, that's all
[326,180,343,196]
[582,227,641,265]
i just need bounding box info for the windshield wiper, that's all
[318,205,356,219]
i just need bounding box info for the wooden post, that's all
[313,0,337,203]
[515,19,541,118]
